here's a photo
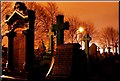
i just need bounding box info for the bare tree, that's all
[36,2,59,47]
[97,26,119,52]
[65,16,81,43]
[1,2,60,49]
[1,2,14,34]
[80,21,97,38]
[65,17,97,44]
[24,2,60,48]
[45,2,59,24]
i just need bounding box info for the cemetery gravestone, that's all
[107,47,111,54]
[89,43,98,65]
[83,34,91,58]
[5,2,35,72]
[47,28,54,54]
[89,43,97,57]
[13,28,26,70]
[114,43,118,55]
[52,43,87,80]
[52,15,70,46]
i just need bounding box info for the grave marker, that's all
[83,34,91,58]
[52,15,70,46]
[47,28,54,54]
[5,2,35,71]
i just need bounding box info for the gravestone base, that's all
[52,43,87,80]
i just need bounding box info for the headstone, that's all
[114,43,118,55]
[36,40,46,58]
[47,28,54,54]
[83,34,91,58]
[89,43,97,56]
[89,43,98,64]
[5,2,35,72]
[13,28,26,70]
[52,43,87,80]
[52,15,70,46]
[107,47,111,54]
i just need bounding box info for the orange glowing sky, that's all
[1,1,119,47]
[54,1,119,30]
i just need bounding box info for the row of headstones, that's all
[89,43,118,57]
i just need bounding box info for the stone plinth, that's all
[52,43,87,80]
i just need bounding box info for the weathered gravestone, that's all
[89,43,97,57]
[52,43,87,80]
[47,15,88,80]
[89,43,99,65]
[5,2,35,71]
[46,15,87,80]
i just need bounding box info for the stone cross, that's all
[83,34,91,58]
[52,15,70,46]
[47,28,54,54]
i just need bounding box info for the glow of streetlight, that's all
[78,27,84,33]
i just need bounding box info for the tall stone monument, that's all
[5,2,35,71]
[49,15,87,80]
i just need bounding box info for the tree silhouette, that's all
[1,2,14,34]
[65,17,97,44]
[25,2,60,47]
[65,16,81,43]
[1,2,60,49]
[97,26,119,52]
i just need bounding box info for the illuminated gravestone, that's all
[47,28,54,54]
[5,2,35,72]
[83,34,91,58]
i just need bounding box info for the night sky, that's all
[1,1,119,49]
[44,1,119,30]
